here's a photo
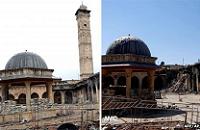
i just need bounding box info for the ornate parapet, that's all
[102,54,157,65]
[0,68,54,80]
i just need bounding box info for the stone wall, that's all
[0,109,56,124]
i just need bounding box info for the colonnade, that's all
[102,69,155,99]
[1,81,53,110]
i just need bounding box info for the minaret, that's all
[75,4,93,80]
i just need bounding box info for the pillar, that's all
[1,84,8,102]
[126,69,132,98]
[46,82,53,103]
[94,79,99,103]
[88,85,92,102]
[85,86,88,101]
[61,91,65,104]
[81,89,84,103]
[25,81,31,111]
[114,77,118,87]
[148,70,155,94]
[91,86,95,102]
[88,80,95,102]
[72,91,77,104]
[138,78,142,97]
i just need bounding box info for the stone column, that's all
[126,69,132,98]
[25,81,31,111]
[94,79,99,103]
[84,86,90,101]
[86,86,89,102]
[88,80,95,102]
[1,84,8,102]
[138,78,142,97]
[87,85,92,102]
[71,91,75,104]
[81,89,84,103]
[46,82,53,103]
[114,77,118,87]
[61,91,65,104]
[148,70,155,94]
[83,87,87,101]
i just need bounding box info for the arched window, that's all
[31,93,39,99]
[65,91,73,104]
[9,94,15,100]
[155,76,164,90]
[42,92,47,98]
[131,76,139,96]
[117,76,126,86]
[54,91,61,104]
[57,123,78,130]
[103,76,114,87]
[18,93,26,104]
[142,76,148,89]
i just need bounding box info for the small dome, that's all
[106,36,151,57]
[5,52,48,70]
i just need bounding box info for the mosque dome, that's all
[5,52,48,70]
[106,36,151,57]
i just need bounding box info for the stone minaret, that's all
[75,4,93,80]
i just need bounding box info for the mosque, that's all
[102,36,158,100]
[102,35,200,129]
[0,4,99,113]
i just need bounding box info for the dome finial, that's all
[128,34,130,36]
[25,50,27,52]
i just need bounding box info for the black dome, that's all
[106,36,151,57]
[5,52,48,70]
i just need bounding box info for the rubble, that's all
[0,98,54,114]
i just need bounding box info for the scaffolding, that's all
[102,96,181,111]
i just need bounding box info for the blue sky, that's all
[102,0,200,65]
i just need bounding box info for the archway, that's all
[131,76,139,96]
[54,91,61,104]
[31,93,39,99]
[42,92,47,98]
[18,93,26,104]
[57,123,78,130]
[142,76,148,89]
[65,91,72,104]
[155,76,164,90]
[103,76,114,87]
[117,76,126,86]
[8,94,15,100]
[0,96,2,102]
[113,76,126,96]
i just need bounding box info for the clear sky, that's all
[102,0,200,65]
[0,0,101,80]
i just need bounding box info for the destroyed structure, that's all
[101,36,200,130]
[102,36,158,100]
[155,63,200,94]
